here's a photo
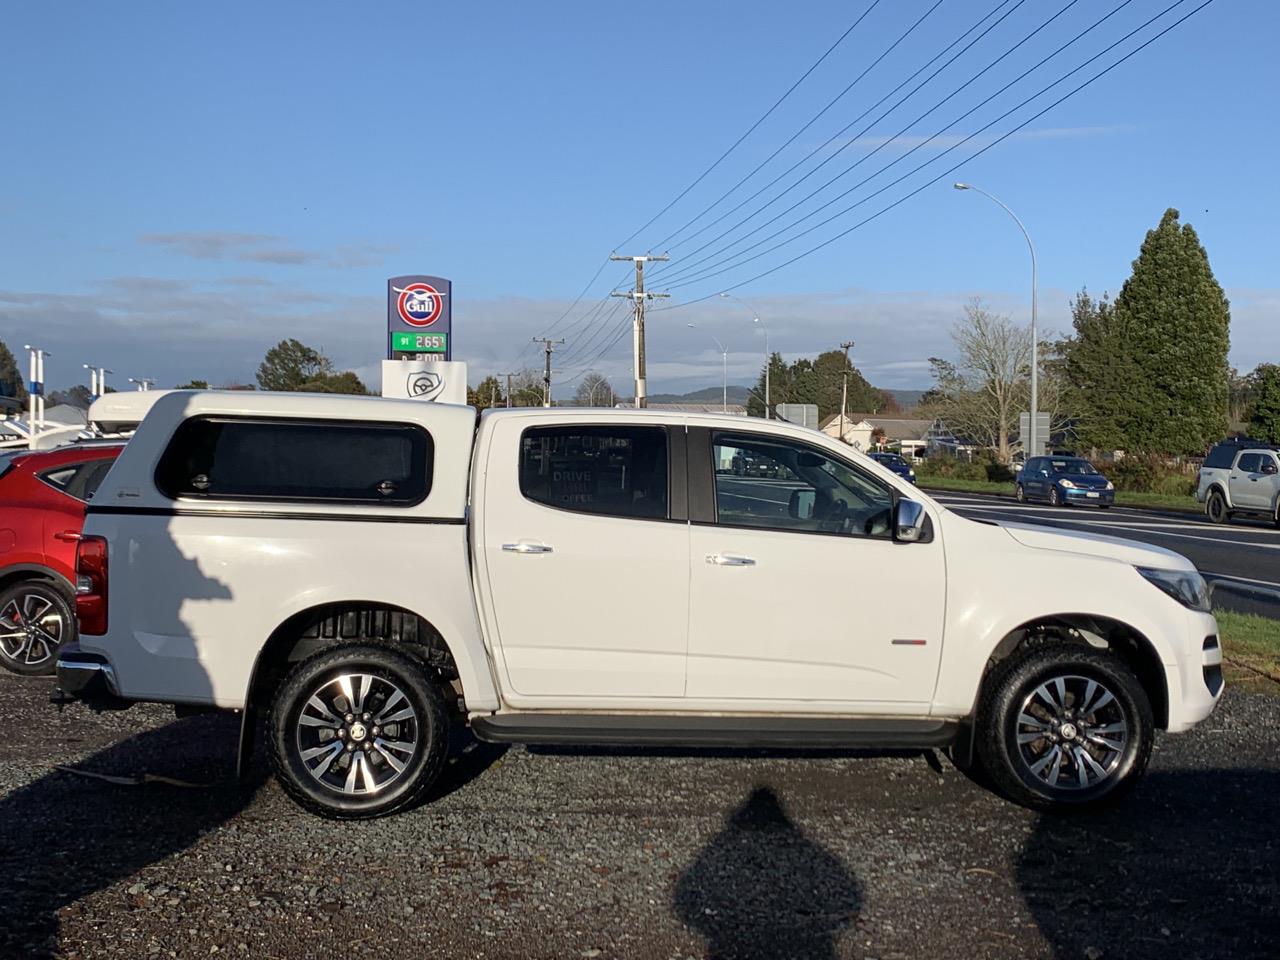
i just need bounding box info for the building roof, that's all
[845,415,931,440]
[818,413,873,432]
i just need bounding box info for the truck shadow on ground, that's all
[1018,767,1280,960]
[673,786,861,960]
[0,715,504,959]
[0,713,259,959]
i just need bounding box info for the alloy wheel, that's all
[1014,674,1128,791]
[294,672,420,797]
[0,591,65,669]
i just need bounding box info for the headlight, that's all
[1058,479,1076,489]
[908,469,916,477]
[1105,481,1114,490]
[1137,567,1211,612]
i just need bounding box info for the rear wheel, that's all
[267,644,449,819]
[977,643,1152,810]
[1206,489,1229,524]
[0,581,74,676]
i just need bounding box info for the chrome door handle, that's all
[502,541,553,554]
[706,553,756,566]
[53,530,82,542]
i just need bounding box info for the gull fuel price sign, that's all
[387,275,452,360]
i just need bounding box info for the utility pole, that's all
[530,339,564,408]
[839,340,855,442]
[610,253,669,408]
[498,372,516,407]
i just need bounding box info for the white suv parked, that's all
[57,392,1223,818]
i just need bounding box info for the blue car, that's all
[1016,456,1114,508]
[869,452,916,484]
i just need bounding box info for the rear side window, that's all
[519,425,668,520]
[1204,445,1238,469]
[156,417,432,505]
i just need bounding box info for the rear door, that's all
[685,429,945,708]
[481,421,690,701]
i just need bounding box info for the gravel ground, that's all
[0,674,1276,960]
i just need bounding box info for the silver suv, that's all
[1197,439,1280,525]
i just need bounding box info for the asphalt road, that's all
[0,674,1275,960]
[929,489,1280,618]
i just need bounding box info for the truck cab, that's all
[58,392,1223,818]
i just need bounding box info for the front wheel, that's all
[1049,486,1064,507]
[976,643,1153,810]
[1015,484,1026,503]
[267,644,449,819]
[0,581,74,676]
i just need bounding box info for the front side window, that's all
[156,417,433,505]
[1236,453,1262,474]
[712,433,894,538]
[519,425,668,520]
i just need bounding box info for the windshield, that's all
[1049,459,1098,475]
[874,454,906,466]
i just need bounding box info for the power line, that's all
[658,0,1145,292]
[653,0,1099,288]
[650,0,949,253]
[653,0,1214,310]
[648,0,1035,282]
[612,1,883,252]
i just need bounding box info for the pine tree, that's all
[1062,289,1140,452]
[1111,208,1230,455]
[0,339,27,403]
[1249,364,1280,444]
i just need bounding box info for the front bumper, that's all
[1063,486,1114,505]
[1165,610,1224,733]
[52,644,133,711]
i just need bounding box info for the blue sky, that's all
[2,0,1275,396]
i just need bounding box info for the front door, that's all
[482,422,689,701]
[1230,453,1265,509]
[686,430,945,708]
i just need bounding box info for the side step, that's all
[470,714,957,749]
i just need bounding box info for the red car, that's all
[0,442,124,675]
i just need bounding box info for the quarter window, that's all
[519,426,668,520]
[155,417,433,505]
[712,433,894,538]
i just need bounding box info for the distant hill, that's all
[884,389,926,410]
[646,385,753,404]
[641,385,927,410]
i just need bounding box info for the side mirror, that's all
[895,499,927,542]
[788,488,816,520]
[1264,462,1278,476]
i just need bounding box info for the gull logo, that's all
[407,370,445,401]
[393,282,446,328]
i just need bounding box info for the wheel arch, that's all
[976,613,1169,730]
[1206,482,1230,509]
[237,600,473,777]
[0,564,75,598]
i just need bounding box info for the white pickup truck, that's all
[56,392,1223,818]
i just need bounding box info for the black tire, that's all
[1049,486,1064,507]
[976,643,1153,811]
[1099,504,1111,510]
[267,644,449,819]
[0,580,75,676]
[1015,484,1026,503]
[1206,489,1229,524]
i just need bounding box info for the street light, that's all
[688,323,729,413]
[954,182,1039,457]
[720,292,770,418]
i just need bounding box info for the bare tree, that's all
[509,369,545,407]
[573,372,614,407]
[924,299,1031,463]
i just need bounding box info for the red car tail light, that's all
[76,536,109,635]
